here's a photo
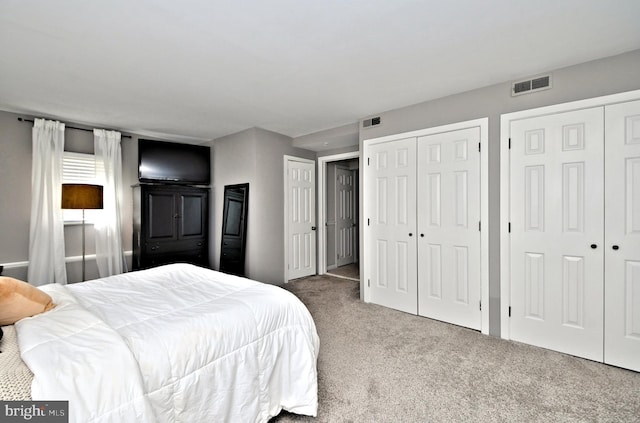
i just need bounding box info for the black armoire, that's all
[133,184,209,270]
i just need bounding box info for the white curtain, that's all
[28,119,67,285]
[94,129,127,277]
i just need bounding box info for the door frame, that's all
[284,155,317,281]
[499,89,640,340]
[317,151,360,275]
[362,118,489,334]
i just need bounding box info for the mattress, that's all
[10,263,319,422]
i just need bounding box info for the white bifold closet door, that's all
[366,127,482,330]
[417,128,481,330]
[367,137,418,315]
[604,99,640,372]
[510,107,605,361]
[509,100,640,371]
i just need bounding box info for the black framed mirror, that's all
[220,183,249,276]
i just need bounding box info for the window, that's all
[62,151,105,223]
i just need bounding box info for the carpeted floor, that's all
[326,263,359,280]
[271,275,640,423]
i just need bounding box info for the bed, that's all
[2,263,320,422]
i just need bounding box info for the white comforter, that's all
[15,264,319,423]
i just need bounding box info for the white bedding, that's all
[14,263,319,423]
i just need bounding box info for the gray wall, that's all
[211,127,315,285]
[0,111,315,286]
[209,128,257,273]
[293,122,359,153]
[357,48,640,336]
[0,111,32,279]
[316,145,359,158]
[0,110,138,282]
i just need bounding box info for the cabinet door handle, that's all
[590,244,597,249]
[612,245,620,251]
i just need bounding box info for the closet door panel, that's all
[417,127,481,330]
[604,99,640,372]
[509,107,604,361]
[366,138,418,314]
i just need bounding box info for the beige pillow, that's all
[0,277,55,325]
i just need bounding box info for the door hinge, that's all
[478,221,481,232]
[508,138,511,149]
[478,142,481,153]
[508,222,511,233]
[367,218,370,226]
[368,157,370,166]
[368,279,371,287]
[479,300,482,311]
[508,306,511,317]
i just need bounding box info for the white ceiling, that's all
[1,1,639,148]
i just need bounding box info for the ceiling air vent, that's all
[362,116,381,129]
[512,74,552,96]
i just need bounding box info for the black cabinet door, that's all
[146,190,178,241]
[178,191,207,239]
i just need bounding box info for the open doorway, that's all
[317,152,359,281]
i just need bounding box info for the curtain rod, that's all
[17,117,132,139]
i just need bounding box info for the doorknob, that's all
[311,226,317,231]
[612,245,620,250]
[590,244,597,249]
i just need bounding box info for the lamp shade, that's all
[61,184,104,209]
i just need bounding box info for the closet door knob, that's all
[612,245,620,251]
[420,234,425,238]
[590,244,597,249]
[409,233,413,237]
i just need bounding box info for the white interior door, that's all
[417,127,481,330]
[604,99,640,372]
[509,107,605,361]
[366,137,418,314]
[287,158,316,280]
[336,167,356,267]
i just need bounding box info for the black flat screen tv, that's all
[138,139,211,185]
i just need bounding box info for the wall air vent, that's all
[511,74,552,96]
[362,116,381,129]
